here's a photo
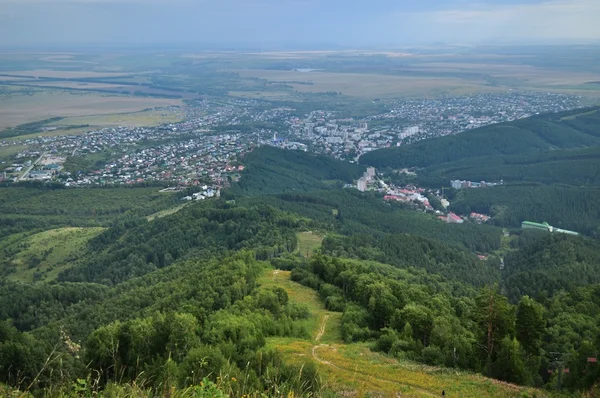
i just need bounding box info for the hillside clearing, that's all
[260,268,552,398]
[147,203,189,221]
[296,231,323,257]
[1,227,105,283]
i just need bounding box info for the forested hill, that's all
[359,106,600,169]
[230,146,364,195]
[421,146,600,186]
[2,146,600,396]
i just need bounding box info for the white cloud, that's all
[425,0,600,41]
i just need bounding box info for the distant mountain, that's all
[359,106,600,169]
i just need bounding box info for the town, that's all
[0,91,585,189]
[351,165,493,226]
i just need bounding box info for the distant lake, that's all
[292,68,322,72]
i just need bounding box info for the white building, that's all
[366,167,376,178]
[357,178,367,192]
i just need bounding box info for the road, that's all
[18,151,47,181]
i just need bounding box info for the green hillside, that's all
[503,233,600,300]
[0,227,104,283]
[1,146,600,397]
[231,146,364,195]
[360,107,600,169]
[448,184,600,236]
[423,146,600,186]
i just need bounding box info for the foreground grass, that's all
[261,267,556,398]
[1,227,105,283]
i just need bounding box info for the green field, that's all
[146,203,189,221]
[0,143,26,159]
[296,231,323,257]
[1,227,105,283]
[260,268,551,398]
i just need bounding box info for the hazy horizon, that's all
[1,0,600,48]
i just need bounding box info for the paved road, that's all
[18,151,47,181]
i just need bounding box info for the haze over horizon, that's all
[1,0,600,49]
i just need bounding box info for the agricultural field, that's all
[48,107,184,128]
[0,69,133,79]
[235,63,600,99]
[260,268,552,398]
[235,69,498,98]
[0,227,105,283]
[0,90,182,130]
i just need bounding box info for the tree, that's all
[516,296,545,356]
[475,286,515,376]
[493,337,527,384]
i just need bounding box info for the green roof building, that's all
[521,221,579,235]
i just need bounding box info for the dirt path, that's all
[311,315,341,369]
[315,314,329,342]
[310,315,437,397]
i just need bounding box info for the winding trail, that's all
[315,314,329,342]
[312,315,340,368]
[310,314,437,397]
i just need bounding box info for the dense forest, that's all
[359,106,600,169]
[1,145,600,396]
[229,145,364,195]
[448,184,600,236]
[423,146,600,187]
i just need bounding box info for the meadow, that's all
[0,227,105,283]
[260,268,553,398]
[296,231,323,258]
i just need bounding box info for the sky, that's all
[0,0,599,48]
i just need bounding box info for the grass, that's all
[259,268,329,336]
[0,143,26,159]
[296,231,323,258]
[1,227,105,283]
[147,203,189,221]
[260,266,556,398]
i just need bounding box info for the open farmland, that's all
[0,69,133,79]
[0,90,181,130]
[48,107,184,128]
[235,69,503,98]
